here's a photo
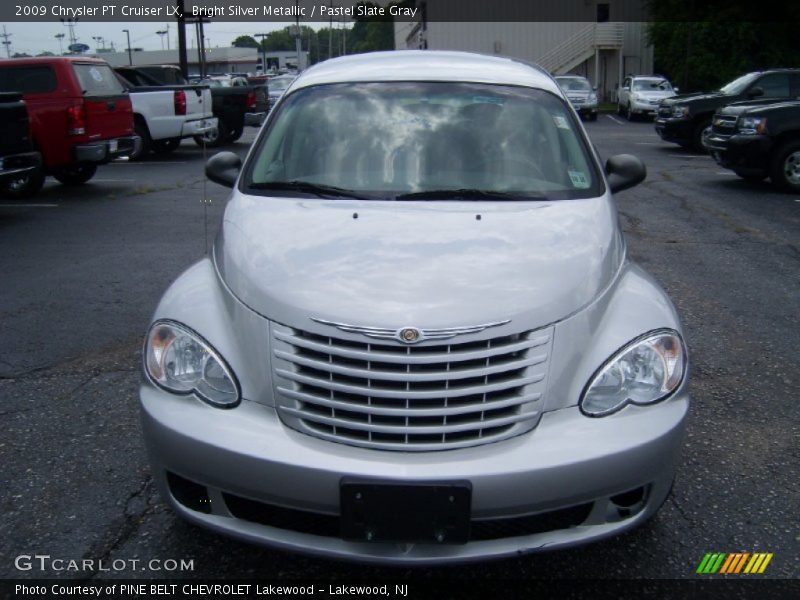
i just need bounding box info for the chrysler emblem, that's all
[399,327,421,343]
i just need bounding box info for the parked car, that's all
[266,74,296,112]
[141,51,689,564]
[703,99,800,191]
[0,57,139,196]
[0,92,42,198]
[114,66,217,158]
[198,76,267,146]
[554,75,598,120]
[617,75,677,120]
[656,69,800,150]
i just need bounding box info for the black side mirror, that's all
[746,86,764,98]
[605,154,646,193]
[205,151,241,188]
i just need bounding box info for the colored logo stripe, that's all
[697,552,773,574]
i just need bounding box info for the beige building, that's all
[394,18,654,102]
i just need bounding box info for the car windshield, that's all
[245,81,602,200]
[719,73,759,95]
[632,78,672,91]
[269,76,294,92]
[557,78,592,92]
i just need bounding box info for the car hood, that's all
[718,99,800,117]
[633,90,675,100]
[213,193,624,332]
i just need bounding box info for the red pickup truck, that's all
[0,57,140,197]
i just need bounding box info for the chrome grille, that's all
[270,323,552,451]
[657,106,672,118]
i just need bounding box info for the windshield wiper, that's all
[249,180,369,199]
[394,188,548,201]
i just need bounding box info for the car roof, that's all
[293,50,561,95]
[0,56,110,67]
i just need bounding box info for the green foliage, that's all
[232,35,260,49]
[645,1,800,92]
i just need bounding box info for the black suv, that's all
[703,99,800,192]
[0,92,42,198]
[655,69,800,150]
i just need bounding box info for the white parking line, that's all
[716,172,736,176]
[0,203,58,208]
[91,179,135,183]
[668,154,711,159]
[635,142,661,145]
[605,115,624,125]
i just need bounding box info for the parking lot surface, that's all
[1,118,798,580]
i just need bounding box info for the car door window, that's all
[754,74,790,98]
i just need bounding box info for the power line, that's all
[1,25,12,58]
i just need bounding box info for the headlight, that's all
[588,93,598,103]
[671,105,690,118]
[737,116,767,135]
[580,330,685,417]
[631,93,640,101]
[144,320,240,408]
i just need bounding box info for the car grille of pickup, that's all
[711,115,737,136]
[270,323,552,451]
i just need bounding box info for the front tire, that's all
[769,141,800,192]
[692,119,711,152]
[52,164,98,185]
[626,103,635,121]
[1,168,45,198]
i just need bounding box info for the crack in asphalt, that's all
[81,474,156,581]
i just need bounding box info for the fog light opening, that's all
[167,472,212,514]
[606,485,648,522]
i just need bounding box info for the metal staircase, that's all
[537,22,624,74]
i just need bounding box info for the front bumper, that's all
[141,385,688,564]
[630,100,661,116]
[74,136,141,163]
[703,132,772,171]
[654,117,693,144]
[180,117,218,138]
[0,151,41,183]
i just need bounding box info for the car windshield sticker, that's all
[568,169,590,188]
[89,67,103,82]
[553,115,570,129]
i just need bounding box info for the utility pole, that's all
[122,28,132,65]
[1,26,12,59]
[177,0,188,79]
[294,0,302,70]
[54,33,65,55]
[165,23,171,50]
[254,33,268,74]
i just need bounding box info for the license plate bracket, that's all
[340,479,471,544]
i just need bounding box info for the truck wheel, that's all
[626,103,634,121]
[152,138,181,154]
[769,141,800,192]
[732,168,767,181]
[228,128,243,142]
[194,121,228,148]
[131,119,151,160]
[52,164,98,185]
[692,120,711,152]
[1,168,45,199]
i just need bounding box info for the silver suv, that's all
[618,75,678,120]
[555,75,598,120]
[141,51,689,564]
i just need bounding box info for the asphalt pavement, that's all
[1,118,798,582]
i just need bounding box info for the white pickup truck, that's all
[114,67,217,159]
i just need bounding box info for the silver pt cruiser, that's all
[141,51,689,564]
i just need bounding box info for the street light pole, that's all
[254,33,267,74]
[55,33,65,55]
[156,30,167,50]
[122,28,132,65]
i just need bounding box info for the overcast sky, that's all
[1,21,342,56]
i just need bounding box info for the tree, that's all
[646,1,800,92]
[232,35,259,49]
